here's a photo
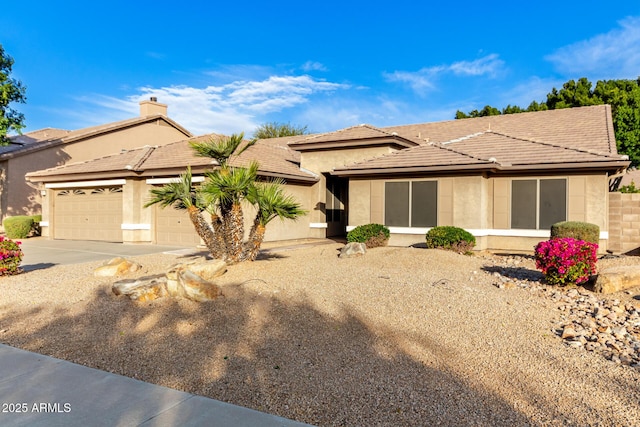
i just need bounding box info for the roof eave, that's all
[289,136,417,152]
[331,163,494,176]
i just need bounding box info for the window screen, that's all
[539,179,566,229]
[385,182,410,226]
[511,180,536,229]
[411,181,437,227]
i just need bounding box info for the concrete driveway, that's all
[17,237,195,271]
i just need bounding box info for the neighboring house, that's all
[2,98,191,226]
[26,105,629,253]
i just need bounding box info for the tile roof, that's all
[333,129,628,175]
[288,124,417,149]
[26,134,318,183]
[1,116,192,160]
[383,105,617,154]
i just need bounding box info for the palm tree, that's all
[145,167,222,258]
[242,179,307,261]
[146,133,305,264]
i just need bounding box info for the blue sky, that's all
[3,1,640,136]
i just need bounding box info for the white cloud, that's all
[384,54,505,95]
[546,16,640,79]
[125,75,347,135]
[301,61,328,72]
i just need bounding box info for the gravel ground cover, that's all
[1,243,640,426]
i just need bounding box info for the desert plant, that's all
[3,215,34,239]
[0,235,23,275]
[550,221,599,245]
[619,180,640,193]
[30,214,42,236]
[146,133,306,264]
[346,223,390,248]
[534,237,597,286]
[425,226,476,253]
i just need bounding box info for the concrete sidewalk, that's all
[0,344,312,427]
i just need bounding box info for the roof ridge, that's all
[484,130,624,159]
[127,146,157,171]
[430,139,494,163]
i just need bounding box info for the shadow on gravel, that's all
[2,267,639,426]
[21,262,57,272]
[481,265,544,282]
[0,286,534,426]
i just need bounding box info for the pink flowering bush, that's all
[534,237,597,286]
[0,235,23,276]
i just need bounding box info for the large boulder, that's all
[112,275,168,302]
[95,257,142,277]
[594,266,640,293]
[339,242,366,258]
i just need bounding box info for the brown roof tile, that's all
[384,105,617,154]
[1,115,192,160]
[27,134,318,183]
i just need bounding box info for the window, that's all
[385,181,437,227]
[511,178,566,229]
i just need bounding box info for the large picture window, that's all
[385,181,437,227]
[511,178,566,229]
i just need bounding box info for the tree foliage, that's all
[253,121,308,139]
[146,134,306,263]
[0,44,26,144]
[455,77,640,165]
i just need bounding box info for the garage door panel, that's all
[54,187,123,242]
[155,206,201,246]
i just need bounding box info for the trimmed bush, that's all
[347,223,390,248]
[3,216,34,239]
[0,235,23,276]
[425,226,476,253]
[550,221,599,245]
[535,237,597,286]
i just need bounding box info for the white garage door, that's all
[155,205,202,246]
[53,187,123,242]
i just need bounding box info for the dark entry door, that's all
[325,175,348,237]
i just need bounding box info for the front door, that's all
[325,175,348,237]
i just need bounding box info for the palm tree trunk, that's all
[242,217,266,261]
[226,202,244,264]
[210,213,227,261]
[187,206,221,259]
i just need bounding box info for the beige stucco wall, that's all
[122,179,153,243]
[298,146,398,233]
[348,173,610,253]
[4,120,189,227]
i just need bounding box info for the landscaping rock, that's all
[177,269,222,302]
[112,275,168,302]
[94,257,141,277]
[594,266,640,294]
[180,259,227,281]
[339,242,366,258]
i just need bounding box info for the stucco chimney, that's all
[139,97,168,116]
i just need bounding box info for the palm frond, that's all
[252,180,306,226]
[190,133,245,167]
[144,167,197,210]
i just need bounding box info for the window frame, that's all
[384,179,438,228]
[510,177,567,230]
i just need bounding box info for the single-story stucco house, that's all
[2,98,191,227]
[26,105,629,252]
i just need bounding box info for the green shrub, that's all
[0,235,23,275]
[30,214,42,237]
[550,221,599,245]
[425,226,476,253]
[619,180,640,193]
[3,216,34,239]
[347,223,390,248]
